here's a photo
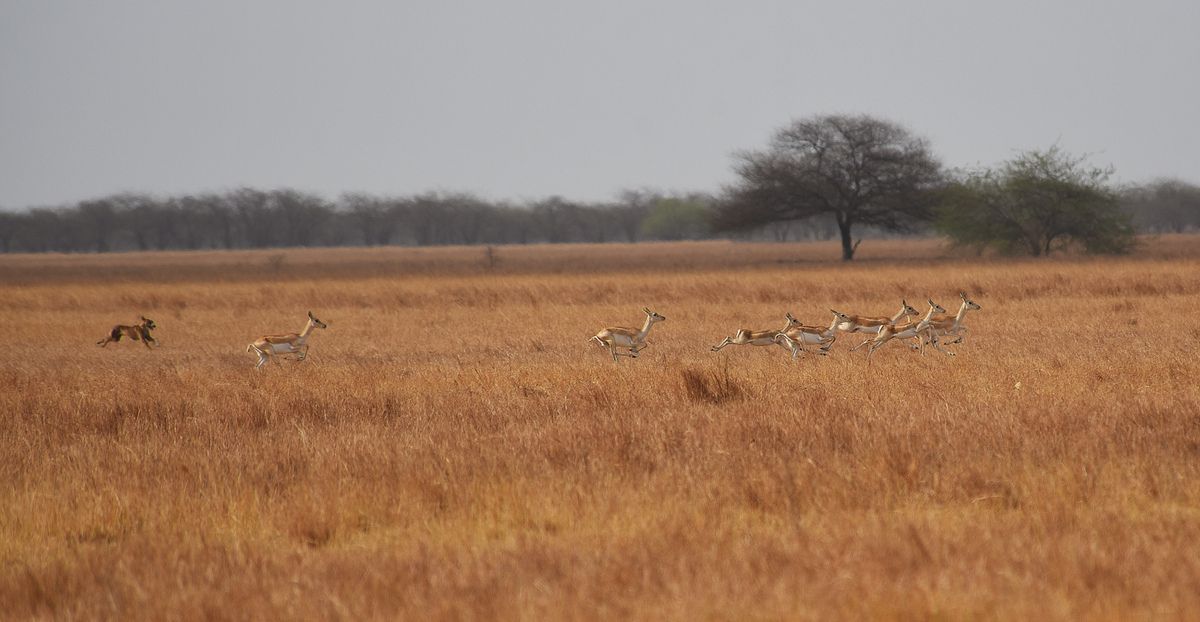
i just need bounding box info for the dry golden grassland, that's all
[2,237,1199,620]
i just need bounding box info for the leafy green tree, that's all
[640,197,713,240]
[938,147,1135,256]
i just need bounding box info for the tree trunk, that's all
[837,214,856,261]
[1027,235,1042,257]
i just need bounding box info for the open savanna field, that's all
[2,237,1199,620]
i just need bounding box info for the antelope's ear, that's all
[960,292,967,300]
[902,299,908,307]
[308,311,314,318]
[928,299,936,306]
[643,307,650,314]
[786,312,795,320]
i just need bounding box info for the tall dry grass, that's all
[2,237,1199,620]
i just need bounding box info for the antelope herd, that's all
[96,293,981,367]
[595,293,982,362]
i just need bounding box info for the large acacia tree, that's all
[716,114,943,260]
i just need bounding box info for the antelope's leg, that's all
[919,329,935,355]
[927,331,955,356]
[777,336,803,359]
[711,338,732,352]
[850,338,872,352]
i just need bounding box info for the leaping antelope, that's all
[922,292,982,355]
[855,299,946,359]
[591,307,666,361]
[772,313,839,359]
[247,311,328,369]
[97,316,159,349]
[830,300,921,338]
[711,313,802,353]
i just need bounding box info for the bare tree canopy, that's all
[716,114,943,260]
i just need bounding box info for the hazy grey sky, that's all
[2,0,1198,208]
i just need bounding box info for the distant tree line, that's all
[1,115,1197,256]
[0,185,863,254]
[0,189,724,253]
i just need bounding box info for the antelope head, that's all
[308,311,328,329]
[140,316,157,330]
[830,309,853,323]
[927,299,947,314]
[785,312,803,329]
[643,307,667,324]
[960,292,981,311]
[901,299,920,318]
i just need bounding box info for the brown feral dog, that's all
[97,316,159,349]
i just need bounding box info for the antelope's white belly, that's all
[608,334,636,347]
[270,343,297,354]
